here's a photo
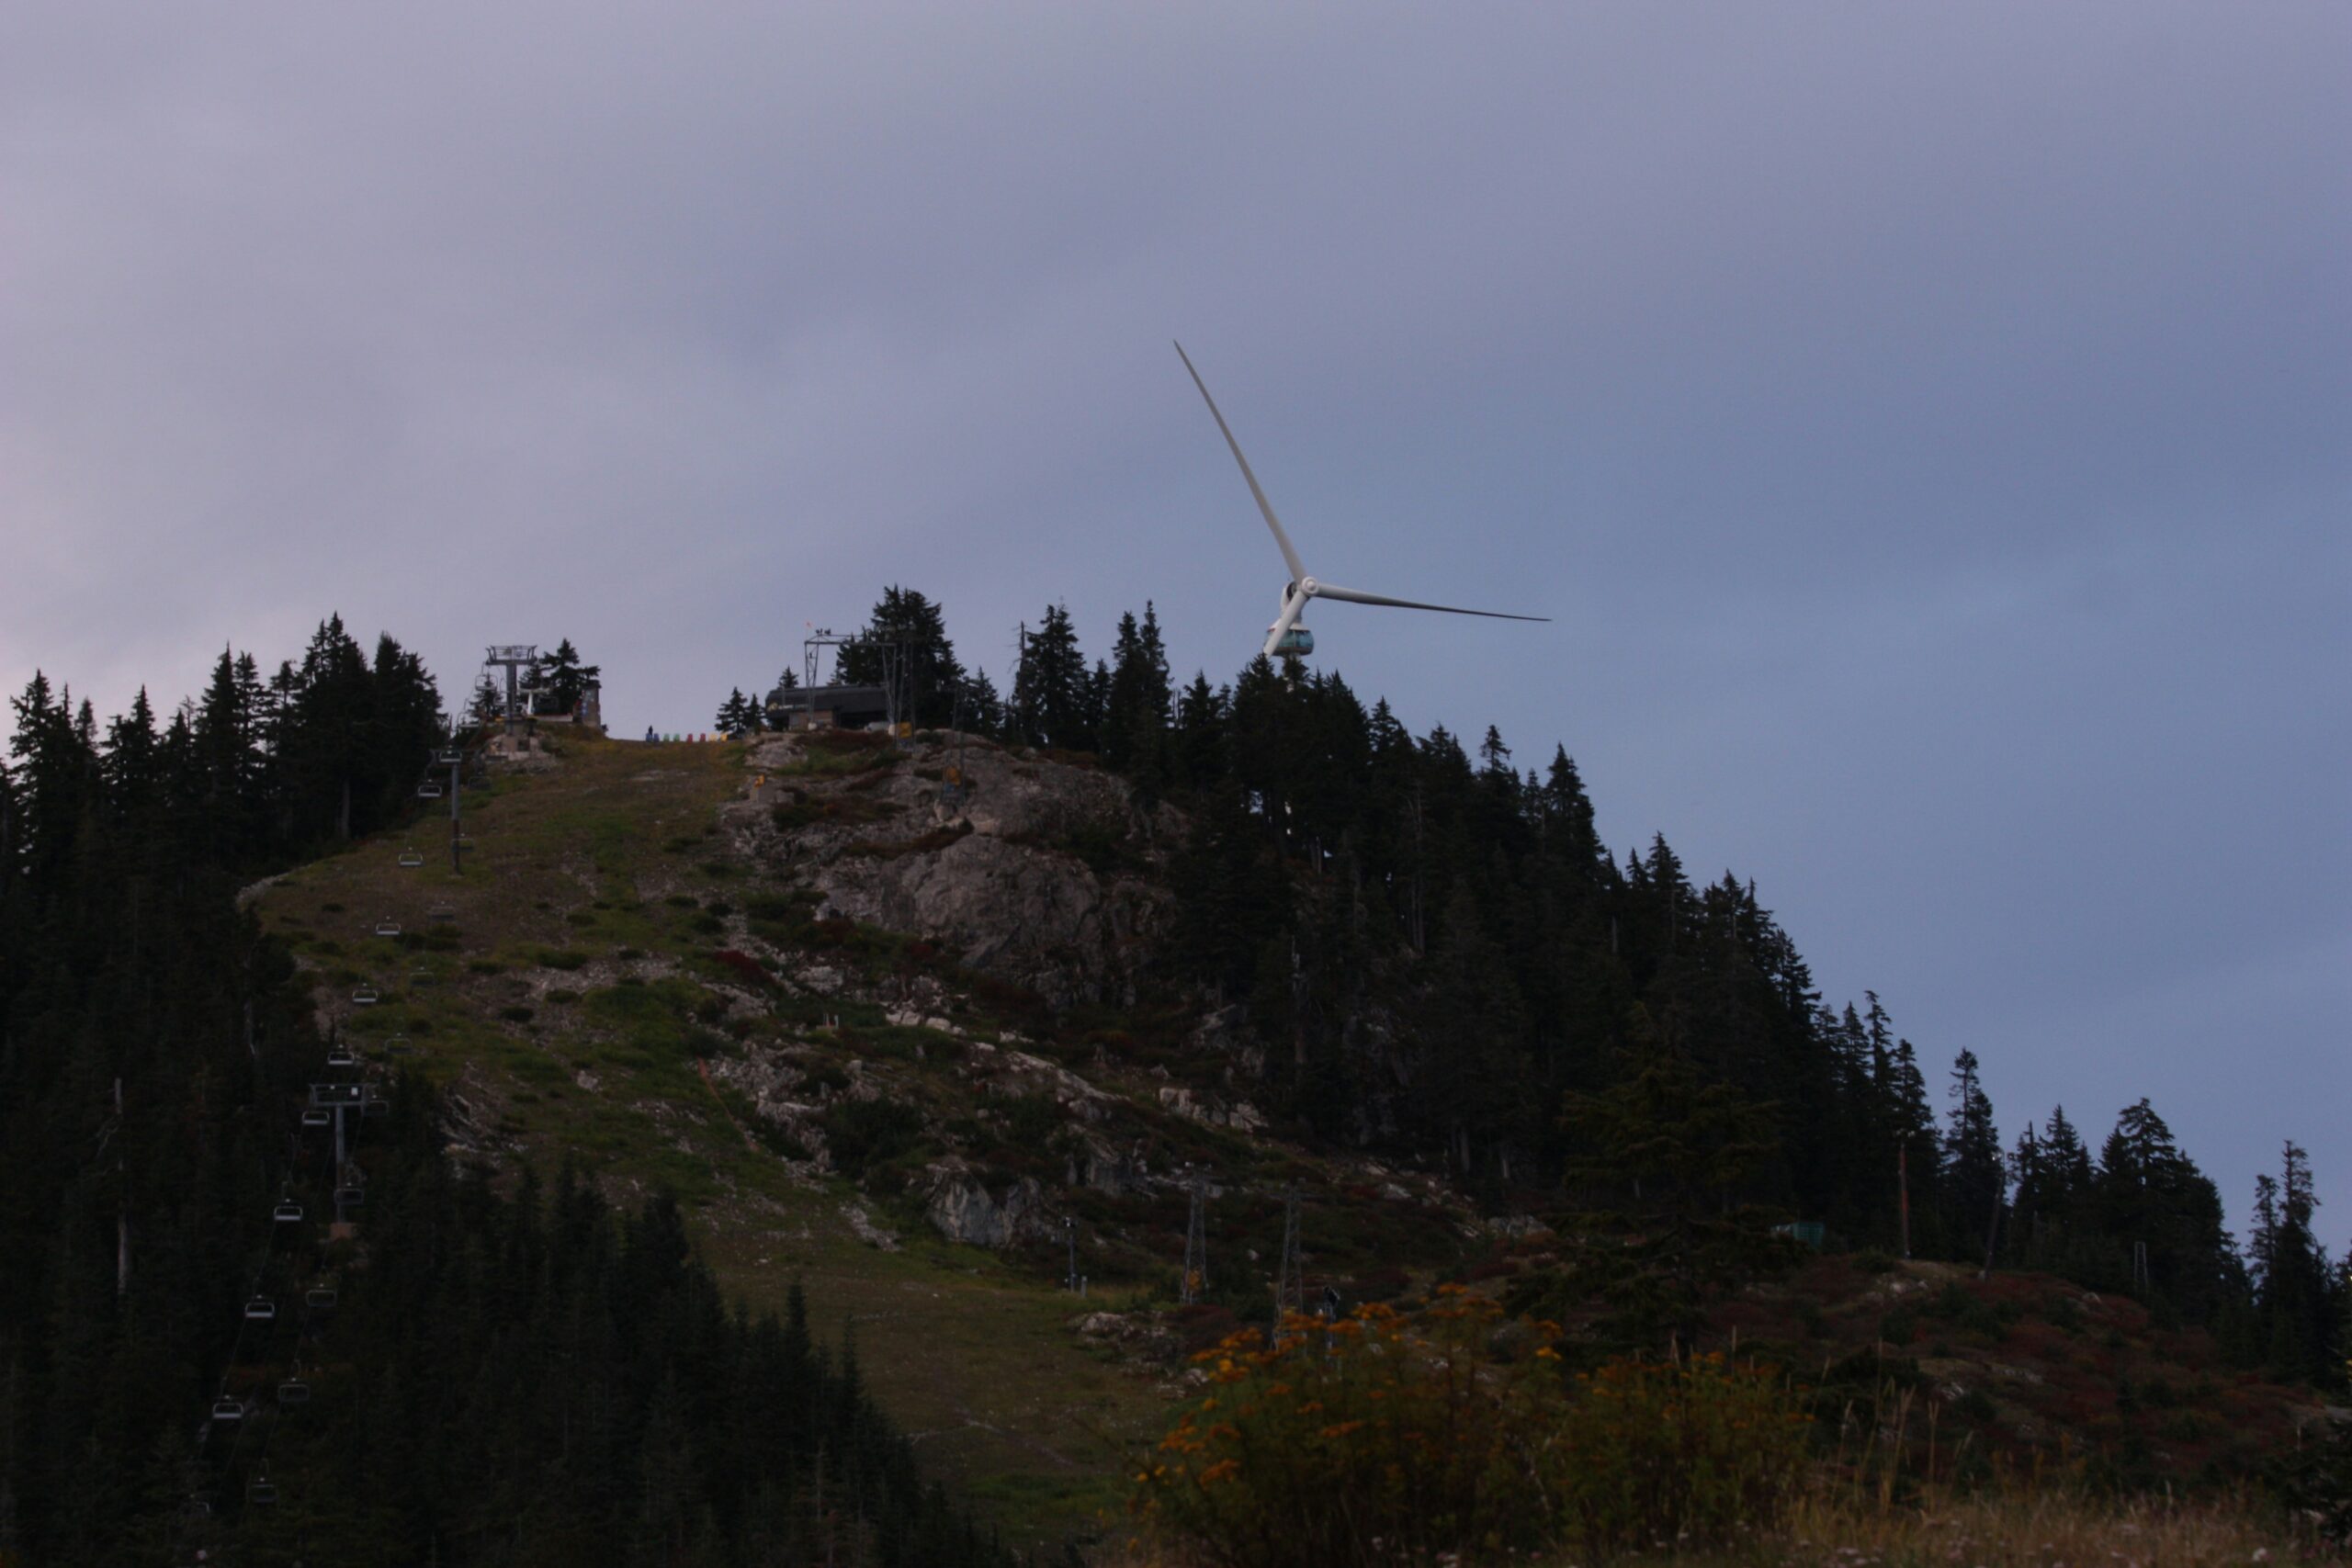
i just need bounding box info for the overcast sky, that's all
[5,3,2345,1237]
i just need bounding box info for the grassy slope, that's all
[254,730,1170,1546]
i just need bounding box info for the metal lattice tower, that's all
[1272,1186,1304,1335]
[1180,1168,1209,1305]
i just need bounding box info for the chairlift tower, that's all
[482,645,538,736]
[799,628,852,730]
[1181,1167,1209,1305]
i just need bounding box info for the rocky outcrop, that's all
[728,733,1177,1007]
[1156,1084,1268,1134]
[919,1157,1057,1248]
[815,832,1164,1008]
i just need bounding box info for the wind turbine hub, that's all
[1297,576,1319,597]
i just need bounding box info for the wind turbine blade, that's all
[1174,342,1307,584]
[1310,581,1550,622]
[1261,593,1308,660]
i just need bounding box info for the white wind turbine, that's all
[1176,342,1548,660]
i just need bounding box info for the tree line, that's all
[775,586,2342,1379]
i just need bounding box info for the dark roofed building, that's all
[764,682,889,731]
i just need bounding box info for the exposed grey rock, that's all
[990,1050,1113,1121]
[814,833,1165,1008]
[731,734,1176,1007]
[840,1201,900,1251]
[920,1157,1057,1248]
[1156,1084,1268,1133]
[1066,1129,1149,1195]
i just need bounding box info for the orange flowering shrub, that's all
[1132,1289,1810,1566]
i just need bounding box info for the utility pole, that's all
[1272,1187,1303,1340]
[447,747,466,874]
[1181,1168,1208,1305]
[1897,1144,1912,1259]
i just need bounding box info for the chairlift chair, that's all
[397,846,425,868]
[375,918,401,937]
[209,1396,245,1424]
[306,1285,339,1310]
[437,748,463,764]
[243,1297,276,1322]
[326,1045,357,1069]
[334,1185,365,1209]
[272,1201,304,1224]
[247,1466,278,1506]
[384,1033,412,1055]
[350,987,378,1006]
[428,905,455,921]
[417,781,444,799]
[301,1108,332,1129]
[277,1376,311,1405]
[408,965,432,985]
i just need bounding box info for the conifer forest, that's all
[2,595,2341,1563]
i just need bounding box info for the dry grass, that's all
[1757,1491,2309,1566]
[1098,1488,2313,1566]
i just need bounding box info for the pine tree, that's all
[1102,604,1172,784]
[2251,1141,2333,1381]
[716,689,751,735]
[835,587,966,728]
[1548,1031,1787,1346]
[1944,1048,2004,1261]
[1008,605,1087,749]
[2094,1100,2239,1323]
[541,637,602,714]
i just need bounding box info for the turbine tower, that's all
[1175,343,1548,660]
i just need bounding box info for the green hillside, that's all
[253,728,1193,1541]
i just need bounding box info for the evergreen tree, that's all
[1008,605,1088,750]
[2094,1100,2239,1325]
[1944,1048,2004,1261]
[835,587,966,728]
[1101,604,1172,784]
[540,637,602,715]
[1542,1033,1789,1347]
[2250,1141,2333,1382]
[716,689,751,735]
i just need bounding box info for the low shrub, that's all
[710,949,779,989]
[822,1097,925,1180]
[1134,1290,1808,1567]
